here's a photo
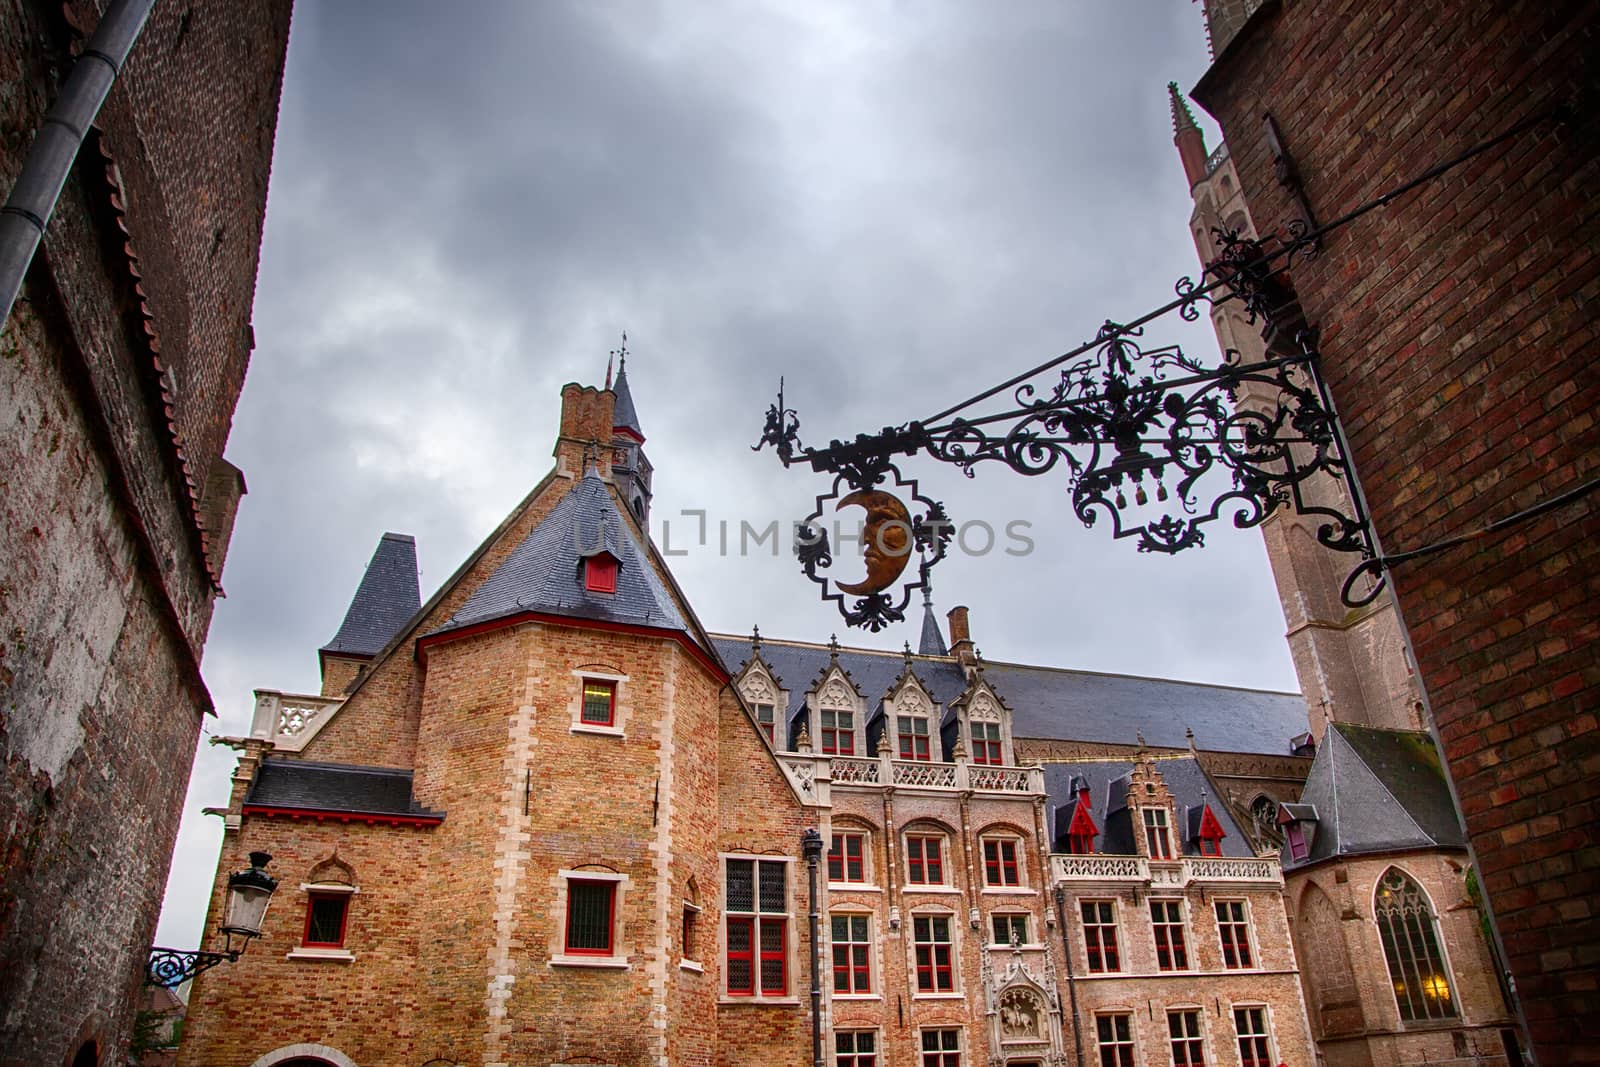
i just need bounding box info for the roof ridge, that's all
[1337,725,1434,846]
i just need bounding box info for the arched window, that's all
[1374,868,1457,1022]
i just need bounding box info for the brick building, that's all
[0,2,290,1064]
[181,374,1329,1066]
[1182,2,1600,1062]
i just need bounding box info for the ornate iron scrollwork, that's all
[147,946,238,988]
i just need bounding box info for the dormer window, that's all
[970,721,1002,765]
[1065,789,1099,854]
[1196,804,1227,857]
[583,552,619,593]
[821,709,855,755]
[1143,808,1173,859]
[1285,823,1308,861]
[897,715,931,761]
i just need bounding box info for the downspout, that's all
[802,827,825,1067]
[0,0,155,328]
[1054,885,1087,1067]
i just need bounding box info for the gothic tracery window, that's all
[1374,868,1457,1022]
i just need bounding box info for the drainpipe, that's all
[1054,885,1087,1067]
[0,0,155,329]
[802,827,825,1067]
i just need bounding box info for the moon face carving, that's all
[835,489,913,595]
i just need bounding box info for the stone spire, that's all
[917,573,948,657]
[1169,81,1210,188]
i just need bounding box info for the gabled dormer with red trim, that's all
[1059,776,1100,854]
[1188,801,1228,857]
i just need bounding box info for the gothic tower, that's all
[1169,83,1423,738]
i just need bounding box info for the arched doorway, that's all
[249,1045,358,1067]
[70,1042,98,1067]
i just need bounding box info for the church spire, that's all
[917,567,948,656]
[1169,81,1210,188]
[610,331,644,443]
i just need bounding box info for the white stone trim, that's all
[550,954,631,970]
[299,882,359,895]
[569,670,631,736]
[285,947,355,963]
[249,1044,358,1067]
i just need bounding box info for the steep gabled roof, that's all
[321,532,422,658]
[712,634,1307,757]
[1284,723,1466,869]
[433,469,687,636]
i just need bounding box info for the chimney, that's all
[947,605,977,669]
[1169,82,1209,189]
[553,382,618,478]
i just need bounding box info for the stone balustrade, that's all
[249,689,344,752]
[1051,852,1282,887]
[778,752,1045,800]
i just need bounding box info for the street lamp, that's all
[146,851,278,988]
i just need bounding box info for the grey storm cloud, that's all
[156,1,1302,948]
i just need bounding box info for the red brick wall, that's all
[1191,3,1599,1060]
[0,2,289,1062]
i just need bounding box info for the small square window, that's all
[304,892,349,947]
[906,835,945,885]
[836,1030,878,1067]
[982,838,1021,887]
[829,833,866,883]
[565,879,616,955]
[581,680,616,726]
[991,913,1029,947]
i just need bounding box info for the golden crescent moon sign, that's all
[834,489,913,595]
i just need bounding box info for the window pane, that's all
[306,895,347,945]
[727,860,754,913]
[566,881,614,953]
[582,682,614,724]
[758,861,786,913]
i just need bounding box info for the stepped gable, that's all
[320,532,422,657]
[1285,723,1466,870]
[244,758,444,821]
[713,634,1307,757]
[1040,758,1254,858]
[432,468,688,636]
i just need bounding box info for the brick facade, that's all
[0,2,290,1063]
[1188,2,1599,1060]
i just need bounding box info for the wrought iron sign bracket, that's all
[756,106,1565,630]
[146,945,240,988]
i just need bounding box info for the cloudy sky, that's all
[156,1,1302,948]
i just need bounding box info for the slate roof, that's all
[612,364,643,439]
[918,602,948,657]
[434,470,688,636]
[1284,722,1466,869]
[1040,758,1255,857]
[244,758,444,820]
[711,635,1308,756]
[321,533,421,657]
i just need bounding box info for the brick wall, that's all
[1191,2,1599,1059]
[0,2,289,1061]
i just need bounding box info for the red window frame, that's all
[906,835,944,885]
[752,702,775,744]
[1216,900,1254,968]
[982,838,1020,887]
[912,915,954,993]
[1199,835,1223,856]
[581,679,616,726]
[970,721,1002,765]
[821,709,855,755]
[1234,1006,1272,1067]
[920,1027,961,1067]
[1080,900,1120,972]
[584,554,618,593]
[1151,899,1189,970]
[303,891,349,947]
[564,879,616,956]
[836,1031,878,1067]
[725,858,788,997]
[897,716,930,761]
[831,913,871,994]
[1168,1009,1206,1067]
[829,833,866,883]
[1096,1013,1136,1067]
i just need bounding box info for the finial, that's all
[1136,729,1146,748]
[973,647,985,675]
[795,719,812,754]
[952,733,968,762]
[903,640,913,666]
[751,623,762,654]
[828,634,840,661]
